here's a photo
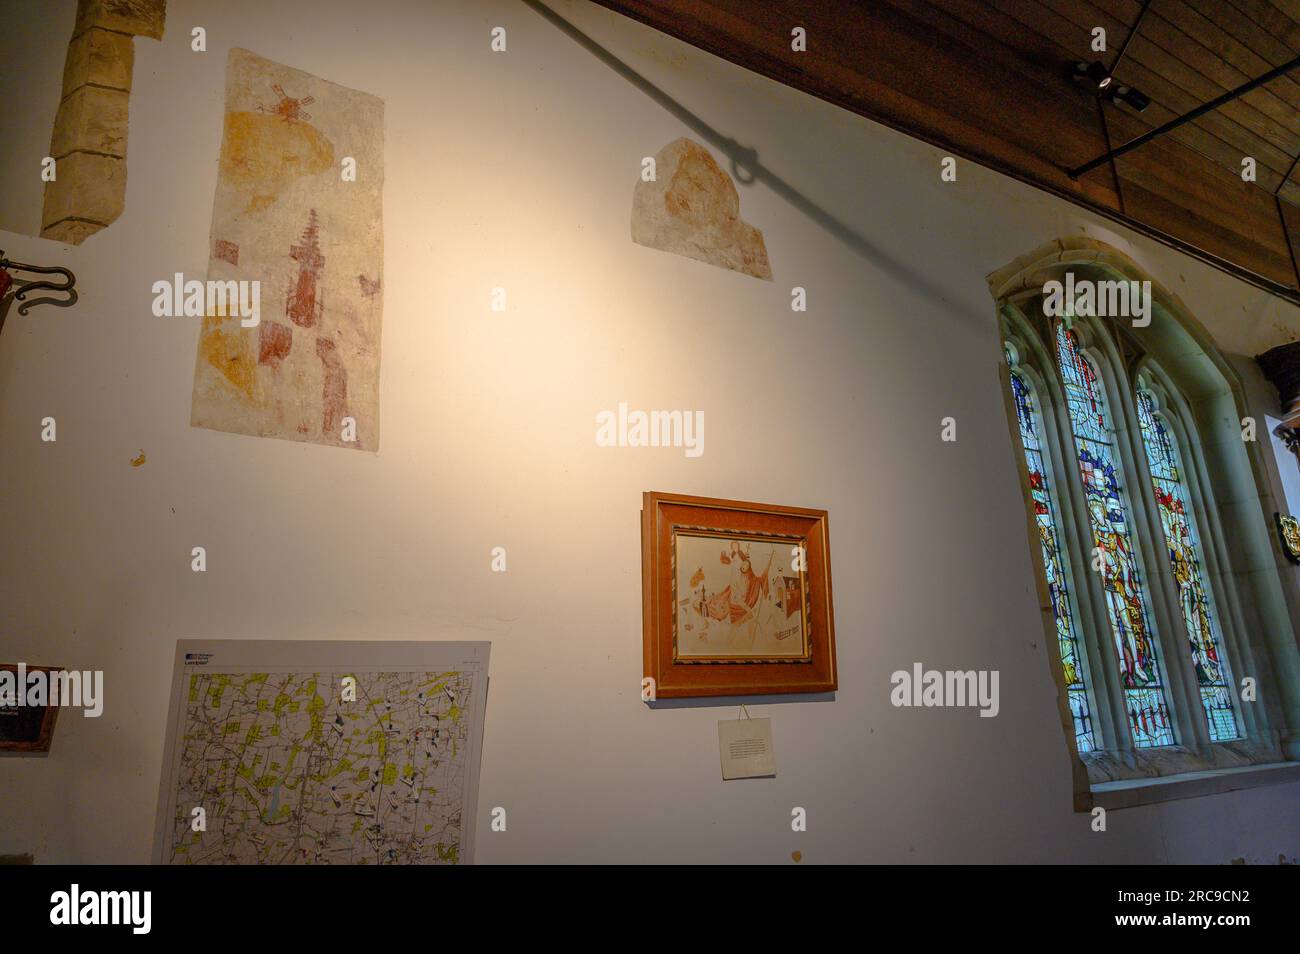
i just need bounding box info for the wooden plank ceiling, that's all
[591,0,1300,302]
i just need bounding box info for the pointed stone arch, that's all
[988,237,1300,808]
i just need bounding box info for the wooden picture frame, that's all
[0,664,61,754]
[642,492,836,698]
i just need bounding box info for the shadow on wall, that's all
[523,0,977,318]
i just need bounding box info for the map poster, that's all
[151,640,490,865]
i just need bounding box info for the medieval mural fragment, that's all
[190,49,383,450]
[631,137,771,281]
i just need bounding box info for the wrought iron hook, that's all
[0,251,78,315]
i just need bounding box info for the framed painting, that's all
[0,664,60,754]
[641,492,836,698]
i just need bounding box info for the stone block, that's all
[51,85,130,158]
[75,0,166,40]
[40,218,104,245]
[41,151,126,242]
[62,27,134,93]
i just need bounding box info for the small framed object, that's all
[1276,512,1300,565]
[0,664,61,754]
[641,491,836,698]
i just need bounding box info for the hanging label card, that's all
[717,717,776,779]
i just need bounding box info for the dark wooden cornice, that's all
[1257,342,1300,420]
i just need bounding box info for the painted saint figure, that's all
[690,541,776,651]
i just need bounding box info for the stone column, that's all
[40,0,167,245]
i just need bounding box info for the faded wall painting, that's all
[631,137,771,280]
[674,532,807,659]
[191,49,383,450]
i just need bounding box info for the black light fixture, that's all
[1072,60,1150,111]
[1112,83,1150,112]
[1075,59,1112,90]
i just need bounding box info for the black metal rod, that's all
[1279,195,1300,291]
[1110,0,1152,75]
[1069,54,1300,179]
[1277,151,1300,197]
[1096,96,1125,213]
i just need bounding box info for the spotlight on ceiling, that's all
[1112,84,1150,112]
[1071,60,1150,112]
[1074,60,1112,90]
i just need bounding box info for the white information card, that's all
[718,716,776,779]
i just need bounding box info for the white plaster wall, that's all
[0,0,73,236]
[1,0,1297,864]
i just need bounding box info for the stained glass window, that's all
[1007,360,1095,751]
[1136,390,1239,741]
[1056,324,1176,747]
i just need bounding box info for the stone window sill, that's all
[1091,761,1300,810]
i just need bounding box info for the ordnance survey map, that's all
[152,640,490,865]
